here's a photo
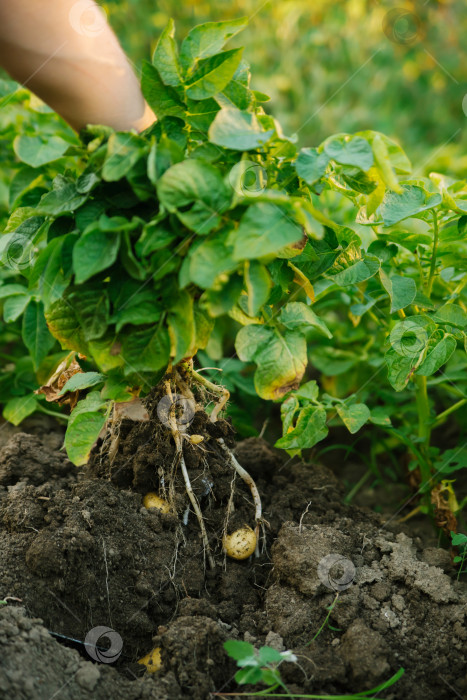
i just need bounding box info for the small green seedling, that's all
[219,640,404,698]
[451,531,467,579]
[307,592,341,644]
[223,640,295,692]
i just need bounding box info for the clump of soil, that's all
[1,408,466,700]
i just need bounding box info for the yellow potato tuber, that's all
[143,493,170,513]
[138,647,162,673]
[189,434,204,445]
[223,527,257,560]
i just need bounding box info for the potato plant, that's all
[0,18,466,534]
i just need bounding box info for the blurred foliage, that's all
[104,0,467,171]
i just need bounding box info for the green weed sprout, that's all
[218,640,404,698]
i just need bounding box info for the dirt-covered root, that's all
[87,378,263,565]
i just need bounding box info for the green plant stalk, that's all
[214,668,404,698]
[413,374,432,486]
[35,404,69,421]
[380,426,429,475]
[307,592,339,643]
[344,469,372,504]
[426,211,439,297]
[432,399,467,428]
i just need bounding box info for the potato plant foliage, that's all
[1,19,467,512]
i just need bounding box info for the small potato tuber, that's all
[143,493,170,513]
[138,647,162,673]
[223,526,257,560]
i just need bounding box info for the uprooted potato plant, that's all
[1,17,467,557]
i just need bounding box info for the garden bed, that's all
[1,418,466,700]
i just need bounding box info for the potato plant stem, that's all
[35,405,69,421]
[426,211,439,297]
[432,399,467,428]
[190,367,230,422]
[413,375,432,486]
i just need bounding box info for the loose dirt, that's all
[0,407,466,699]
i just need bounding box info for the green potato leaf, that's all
[337,402,371,433]
[3,294,30,322]
[157,159,231,234]
[416,333,457,377]
[141,61,185,120]
[295,148,330,185]
[185,49,243,101]
[153,19,182,86]
[244,261,271,316]
[323,135,374,171]
[231,203,304,260]
[65,411,107,466]
[380,185,442,226]
[121,322,170,374]
[208,107,274,151]
[13,134,69,167]
[22,301,55,369]
[433,304,467,328]
[103,132,147,182]
[3,395,38,426]
[188,235,237,289]
[379,270,417,312]
[168,291,195,363]
[179,18,248,68]
[279,301,332,338]
[239,328,307,400]
[59,372,105,395]
[72,226,120,284]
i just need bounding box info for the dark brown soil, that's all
[1,403,466,700]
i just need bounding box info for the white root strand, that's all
[178,445,215,570]
[209,388,229,423]
[217,438,262,557]
[165,381,215,570]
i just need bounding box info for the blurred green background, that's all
[104,0,466,171]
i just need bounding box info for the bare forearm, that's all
[0,0,155,131]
